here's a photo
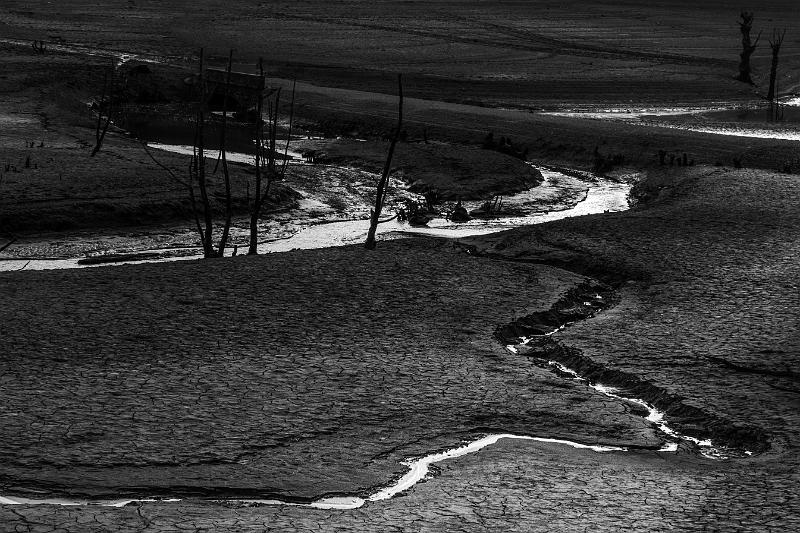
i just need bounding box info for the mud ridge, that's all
[0,476,324,505]
[493,278,770,456]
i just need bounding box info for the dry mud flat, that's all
[2,0,798,105]
[2,166,799,531]
[0,241,662,495]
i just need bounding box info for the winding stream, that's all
[0,35,769,513]
[0,161,647,508]
[0,163,631,271]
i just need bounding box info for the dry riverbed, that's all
[0,239,663,498]
[1,166,798,532]
[2,3,800,528]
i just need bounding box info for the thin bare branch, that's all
[140,142,205,245]
[0,236,17,254]
[365,73,403,250]
[278,79,297,180]
[217,49,235,257]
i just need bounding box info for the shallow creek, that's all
[0,158,630,271]
[0,158,744,509]
[0,38,767,510]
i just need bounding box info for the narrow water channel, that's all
[0,161,632,271]
[0,36,769,513]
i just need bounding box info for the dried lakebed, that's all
[493,280,768,459]
[0,165,761,512]
[0,263,761,511]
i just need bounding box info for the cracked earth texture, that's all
[0,239,660,501]
[2,440,796,532]
[2,166,799,531]
[471,166,800,449]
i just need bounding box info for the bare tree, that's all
[189,48,238,257]
[142,48,235,258]
[247,60,295,255]
[216,49,235,256]
[194,48,214,257]
[141,143,205,251]
[736,11,761,84]
[90,62,115,157]
[365,74,403,250]
[767,29,786,121]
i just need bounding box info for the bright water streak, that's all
[224,434,626,510]
[1,434,625,509]
[262,172,630,253]
[0,167,631,270]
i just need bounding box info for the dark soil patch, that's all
[309,139,542,200]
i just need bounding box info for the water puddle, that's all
[644,122,800,141]
[146,142,305,165]
[0,495,180,507]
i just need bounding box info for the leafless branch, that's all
[365,74,403,250]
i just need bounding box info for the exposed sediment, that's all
[493,278,769,456]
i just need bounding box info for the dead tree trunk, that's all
[736,12,761,84]
[247,62,296,255]
[90,63,115,157]
[767,29,786,121]
[365,74,403,250]
[193,48,216,257]
[0,236,16,253]
[248,59,267,256]
[216,50,234,256]
[140,49,235,259]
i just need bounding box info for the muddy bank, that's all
[302,139,541,199]
[493,280,768,455]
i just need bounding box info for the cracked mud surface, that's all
[469,166,800,450]
[0,239,660,502]
[2,167,798,531]
[2,1,800,527]
[3,440,797,532]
